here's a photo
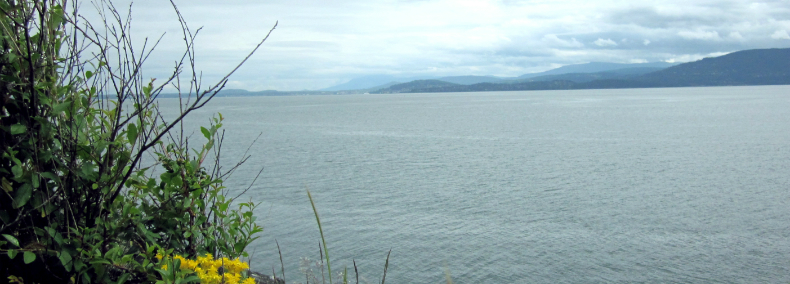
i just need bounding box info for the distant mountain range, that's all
[320,61,679,92]
[372,48,790,94]
[515,62,676,79]
[206,47,790,97]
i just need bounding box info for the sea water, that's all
[159,86,790,283]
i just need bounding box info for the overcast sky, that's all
[94,0,790,91]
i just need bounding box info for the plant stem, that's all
[307,189,332,284]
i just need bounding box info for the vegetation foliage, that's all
[155,251,256,284]
[0,0,274,282]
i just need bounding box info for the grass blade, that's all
[444,265,453,284]
[381,249,391,284]
[276,239,285,282]
[307,189,332,284]
[354,260,359,284]
[319,242,325,284]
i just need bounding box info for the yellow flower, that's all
[163,253,254,284]
[155,252,164,260]
[211,259,223,271]
[223,272,241,284]
[203,273,222,284]
[173,255,188,269]
[227,258,251,274]
[185,259,199,270]
[161,264,168,270]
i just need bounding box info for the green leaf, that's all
[0,210,9,223]
[49,6,64,29]
[59,250,72,266]
[89,259,109,266]
[200,126,211,140]
[13,183,32,208]
[127,123,138,142]
[2,177,12,192]
[52,101,72,114]
[171,176,183,187]
[11,165,22,178]
[143,83,153,97]
[7,249,18,259]
[85,70,93,79]
[81,272,90,284]
[116,273,130,284]
[53,232,64,245]
[80,163,97,180]
[40,172,60,183]
[23,251,36,264]
[31,174,39,188]
[234,241,247,253]
[10,124,26,135]
[2,234,19,247]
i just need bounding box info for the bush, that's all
[0,0,274,282]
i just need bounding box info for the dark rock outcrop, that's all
[249,271,286,284]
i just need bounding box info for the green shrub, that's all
[0,0,274,282]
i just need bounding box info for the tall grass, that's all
[307,189,333,284]
[304,189,392,284]
[381,249,391,284]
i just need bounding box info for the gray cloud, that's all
[593,38,618,47]
[88,0,790,91]
[608,6,734,29]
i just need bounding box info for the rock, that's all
[249,271,286,284]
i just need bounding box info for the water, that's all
[160,86,790,283]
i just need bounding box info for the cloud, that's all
[771,30,790,40]
[677,30,721,40]
[607,6,734,29]
[541,34,584,48]
[666,51,732,63]
[728,32,744,41]
[593,38,618,47]
[94,0,790,91]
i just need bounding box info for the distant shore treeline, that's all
[171,47,790,98]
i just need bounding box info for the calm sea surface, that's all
[161,86,790,283]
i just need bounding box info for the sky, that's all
[88,0,790,91]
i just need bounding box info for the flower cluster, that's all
[157,251,255,284]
